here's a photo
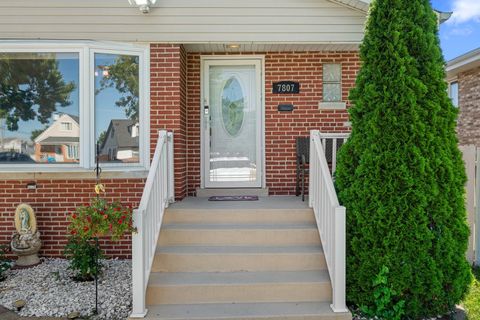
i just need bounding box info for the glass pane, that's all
[0,52,79,164]
[94,53,140,164]
[209,65,257,183]
[323,83,342,102]
[449,82,459,107]
[222,77,245,136]
[323,64,341,82]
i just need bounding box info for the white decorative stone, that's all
[0,258,132,319]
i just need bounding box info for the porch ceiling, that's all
[183,43,360,53]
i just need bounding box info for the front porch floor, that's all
[169,196,309,211]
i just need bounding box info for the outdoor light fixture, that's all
[226,44,241,49]
[128,0,157,14]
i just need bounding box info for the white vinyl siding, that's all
[0,0,367,44]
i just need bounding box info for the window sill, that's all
[0,168,148,180]
[318,101,347,110]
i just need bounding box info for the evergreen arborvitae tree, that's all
[335,0,472,317]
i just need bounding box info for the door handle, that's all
[203,106,210,130]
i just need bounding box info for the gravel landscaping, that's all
[0,258,132,319]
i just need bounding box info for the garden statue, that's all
[11,204,41,267]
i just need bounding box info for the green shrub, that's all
[64,237,103,281]
[360,266,405,320]
[335,0,472,317]
[0,244,11,281]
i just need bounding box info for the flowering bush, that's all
[64,237,103,281]
[68,197,136,241]
[65,193,136,280]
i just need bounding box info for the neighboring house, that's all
[100,119,140,163]
[0,137,26,153]
[447,49,480,266]
[34,114,80,163]
[447,48,480,146]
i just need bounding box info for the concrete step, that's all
[146,270,332,305]
[158,223,321,246]
[163,208,315,224]
[144,302,352,320]
[152,245,326,272]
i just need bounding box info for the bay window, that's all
[0,42,149,170]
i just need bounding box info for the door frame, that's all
[200,55,265,189]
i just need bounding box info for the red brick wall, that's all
[0,178,144,258]
[186,52,360,195]
[150,44,187,200]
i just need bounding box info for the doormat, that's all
[208,195,259,201]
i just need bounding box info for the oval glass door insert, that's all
[221,77,244,136]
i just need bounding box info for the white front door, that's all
[202,58,263,188]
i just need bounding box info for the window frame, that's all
[60,122,73,131]
[322,63,343,103]
[448,80,459,108]
[0,41,150,172]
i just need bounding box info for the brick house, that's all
[447,48,480,146]
[447,48,480,266]
[0,0,371,318]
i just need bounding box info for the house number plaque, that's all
[272,81,300,94]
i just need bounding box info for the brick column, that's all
[150,44,187,200]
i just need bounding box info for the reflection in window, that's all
[95,53,140,163]
[61,122,72,131]
[0,52,79,163]
[221,77,245,137]
[323,63,342,102]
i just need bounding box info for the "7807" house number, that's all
[272,81,300,94]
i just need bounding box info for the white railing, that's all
[309,130,348,312]
[131,130,174,318]
[318,132,350,177]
